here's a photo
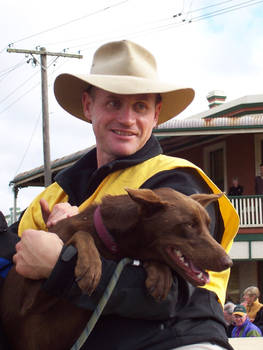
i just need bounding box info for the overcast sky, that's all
[1,0,263,217]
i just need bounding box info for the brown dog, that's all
[0,188,232,350]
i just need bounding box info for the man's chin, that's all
[112,146,140,159]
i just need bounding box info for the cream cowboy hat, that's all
[54,40,195,125]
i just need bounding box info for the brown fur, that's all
[0,188,232,350]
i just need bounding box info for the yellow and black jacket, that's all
[20,135,239,350]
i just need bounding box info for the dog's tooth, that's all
[184,261,189,267]
[175,250,183,257]
[197,272,203,279]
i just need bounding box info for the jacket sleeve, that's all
[254,307,263,333]
[43,245,192,320]
[43,167,217,319]
[0,212,20,282]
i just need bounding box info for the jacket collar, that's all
[55,135,162,206]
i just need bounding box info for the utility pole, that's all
[7,47,83,187]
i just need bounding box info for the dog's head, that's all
[125,187,233,287]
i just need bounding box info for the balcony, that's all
[228,195,263,228]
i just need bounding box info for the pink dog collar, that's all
[93,206,118,254]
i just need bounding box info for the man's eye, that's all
[134,102,147,113]
[107,100,121,109]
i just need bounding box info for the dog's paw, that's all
[75,257,102,295]
[143,261,173,301]
[67,231,103,295]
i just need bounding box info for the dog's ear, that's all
[190,192,223,208]
[125,188,166,216]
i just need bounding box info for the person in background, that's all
[231,304,262,337]
[12,40,239,350]
[255,163,263,194]
[228,177,243,196]
[223,302,236,337]
[242,286,263,333]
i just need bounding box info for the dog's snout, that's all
[221,255,233,269]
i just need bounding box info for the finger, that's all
[13,253,18,264]
[15,240,21,252]
[40,198,51,225]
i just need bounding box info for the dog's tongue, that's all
[189,261,210,284]
[189,260,202,273]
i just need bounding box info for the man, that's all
[228,177,243,196]
[13,40,239,350]
[255,163,263,194]
[223,302,236,337]
[231,304,262,337]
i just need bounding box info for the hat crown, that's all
[90,40,158,79]
[233,304,247,313]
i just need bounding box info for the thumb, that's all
[40,198,51,225]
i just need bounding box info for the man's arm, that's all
[14,167,218,320]
[42,244,191,320]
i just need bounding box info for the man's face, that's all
[233,314,247,327]
[82,88,161,167]
[223,310,233,324]
[243,293,256,306]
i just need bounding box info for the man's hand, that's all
[40,198,79,228]
[13,229,63,279]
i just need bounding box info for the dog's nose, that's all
[220,255,233,269]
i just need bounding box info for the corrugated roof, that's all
[155,113,263,136]
[10,146,94,188]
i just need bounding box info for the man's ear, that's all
[154,100,162,127]
[82,91,92,122]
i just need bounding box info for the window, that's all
[254,133,263,175]
[204,141,226,192]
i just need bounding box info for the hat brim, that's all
[233,312,246,317]
[54,73,194,125]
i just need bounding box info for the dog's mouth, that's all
[166,247,210,286]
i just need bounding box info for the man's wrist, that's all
[42,245,78,297]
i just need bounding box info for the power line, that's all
[13,111,42,177]
[7,0,129,47]
[0,59,26,81]
[0,55,61,106]
[0,81,40,115]
[51,0,263,53]
[189,0,263,23]
[1,0,262,112]
[0,69,39,105]
[6,47,83,187]
[11,58,68,178]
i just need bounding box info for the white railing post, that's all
[229,195,263,228]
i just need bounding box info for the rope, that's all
[71,257,135,350]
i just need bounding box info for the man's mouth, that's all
[113,130,136,137]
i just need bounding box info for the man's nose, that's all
[118,105,136,124]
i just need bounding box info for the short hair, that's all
[224,302,236,314]
[243,286,260,298]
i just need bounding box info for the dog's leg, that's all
[143,261,173,301]
[66,230,102,295]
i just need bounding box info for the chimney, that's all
[206,90,226,109]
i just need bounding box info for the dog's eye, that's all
[186,222,197,229]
